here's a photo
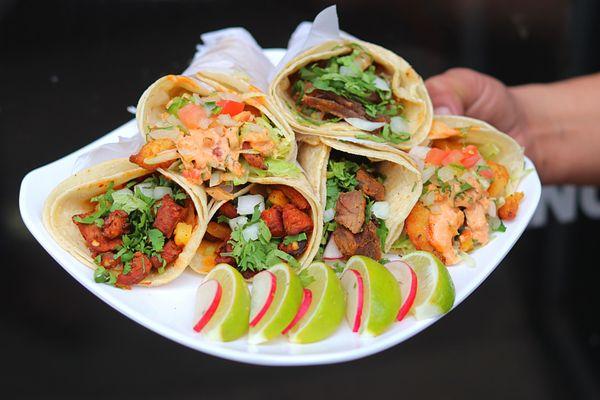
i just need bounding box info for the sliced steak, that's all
[301,89,366,119]
[332,226,358,257]
[356,169,385,201]
[355,221,382,260]
[334,190,366,234]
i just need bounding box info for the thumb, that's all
[425,68,519,134]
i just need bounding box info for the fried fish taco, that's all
[43,158,208,288]
[189,174,322,280]
[297,137,421,264]
[132,73,299,202]
[270,40,432,151]
[398,116,526,265]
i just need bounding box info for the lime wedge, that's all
[248,263,303,344]
[402,252,455,319]
[345,256,401,337]
[194,263,250,342]
[286,262,345,344]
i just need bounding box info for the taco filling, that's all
[288,45,411,144]
[72,173,197,288]
[401,121,524,265]
[199,185,314,279]
[130,90,296,194]
[317,151,390,263]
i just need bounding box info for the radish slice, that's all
[237,194,265,215]
[323,236,343,261]
[282,288,313,334]
[340,269,364,332]
[249,271,277,327]
[384,261,417,321]
[344,118,386,132]
[193,279,222,332]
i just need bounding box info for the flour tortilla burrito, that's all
[270,39,432,151]
[133,73,299,203]
[189,173,322,281]
[297,136,421,262]
[43,158,208,287]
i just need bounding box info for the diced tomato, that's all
[441,149,463,166]
[479,168,494,179]
[217,100,244,116]
[177,104,207,129]
[462,145,479,157]
[461,154,481,168]
[425,148,448,166]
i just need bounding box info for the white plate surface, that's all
[19,50,541,366]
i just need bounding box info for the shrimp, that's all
[427,199,464,265]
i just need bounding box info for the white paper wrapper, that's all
[73,134,144,173]
[270,5,355,81]
[182,27,274,92]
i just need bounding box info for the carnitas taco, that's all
[297,137,421,264]
[396,116,526,265]
[132,73,299,202]
[270,40,432,151]
[190,174,322,280]
[43,159,208,288]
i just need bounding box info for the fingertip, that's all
[434,106,452,116]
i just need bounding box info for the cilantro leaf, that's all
[283,233,307,245]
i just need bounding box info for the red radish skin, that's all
[282,288,313,334]
[343,269,365,333]
[384,261,418,321]
[249,271,277,327]
[193,280,222,332]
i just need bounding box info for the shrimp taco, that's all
[297,137,421,264]
[43,158,208,288]
[397,116,526,265]
[270,39,432,151]
[190,174,322,280]
[132,73,299,203]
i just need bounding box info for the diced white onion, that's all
[153,186,173,200]
[437,166,456,182]
[236,194,265,215]
[459,171,476,183]
[408,145,431,171]
[390,116,409,134]
[459,251,477,268]
[344,118,385,132]
[242,223,260,242]
[422,165,436,182]
[133,183,154,198]
[421,190,436,207]
[323,236,343,260]
[228,216,248,231]
[323,208,335,223]
[217,114,238,127]
[372,201,390,219]
[143,149,179,165]
[209,171,221,188]
[477,176,491,190]
[113,188,133,197]
[488,216,502,231]
[487,201,497,218]
[339,66,356,76]
[374,76,390,91]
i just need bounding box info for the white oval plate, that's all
[19,49,541,366]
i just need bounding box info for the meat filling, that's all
[334,190,366,234]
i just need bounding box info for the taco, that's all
[297,137,421,264]
[270,39,432,151]
[43,158,208,288]
[189,174,322,280]
[396,116,526,265]
[132,73,299,202]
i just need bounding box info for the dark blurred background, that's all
[2,0,600,398]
